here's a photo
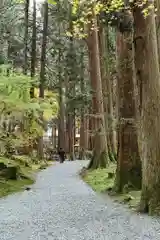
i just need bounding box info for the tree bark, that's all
[87,16,108,169]
[52,122,57,149]
[38,0,48,160]
[30,0,36,98]
[133,2,160,215]
[79,50,88,159]
[115,24,141,192]
[155,0,160,66]
[23,0,29,75]
[98,22,117,161]
[58,83,65,150]
[88,108,94,151]
[66,114,75,160]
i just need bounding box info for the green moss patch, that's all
[82,163,116,192]
[0,155,51,198]
[0,178,34,198]
[82,164,141,210]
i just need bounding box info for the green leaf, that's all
[48,0,57,5]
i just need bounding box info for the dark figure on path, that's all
[58,148,65,163]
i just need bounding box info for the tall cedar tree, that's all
[23,0,29,75]
[115,23,141,191]
[30,0,36,98]
[87,15,108,169]
[38,0,48,160]
[133,1,160,215]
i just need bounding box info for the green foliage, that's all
[0,155,48,198]
[0,68,58,156]
[0,178,34,198]
[83,165,141,210]
[48,0,57,5]
[83,164,116,192]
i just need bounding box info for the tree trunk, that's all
[58,84,65,150]
[23,0,29,75]
[30,0,36,98]
[79,50,88,159]
[52,123,57,149]
[79,114,89,159]
[98,22,117,161]
[105,27,117,157]
[133,2,160,214]
[87,16,108,169]
[115,24,141,192]
[88,109,94,151]
[38,0,48,160]
[67,114,75,160]
[65,7,76,161]
[155,0,160,66]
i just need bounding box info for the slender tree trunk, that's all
[155,0,160,66]
[98,22,116,161]
[67,114,75,160]
[79,50,88,159]
[88,108,94,151]
[30,0,36,98]
[65,8,75,161]
[23,0,29,75]
[65,75,75,160]
[52,123,56,148]
[98,23,110,151]
[65,116,69,154]
[87,16,108,169]
[115,25,141,191]
[79,113,89,159]
[58,77,65,150]
[38,0,48,160]
[105,27,117,156]
[133,2,160,215]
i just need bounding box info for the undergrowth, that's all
[0,155,50,198]
[82,164,141,210]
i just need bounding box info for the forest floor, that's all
[82,164,141,210]
[0,160,160,240]
[0,155,49,198]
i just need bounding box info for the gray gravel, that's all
[0,160,160,240]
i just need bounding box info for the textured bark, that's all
[23,0,29,75]
[98,23,117,160]
[79,113,89,159]
[66,114,75,160]
[58,88,65,150]
[39,0,48,99]
[52,123,57,149]
[65,6,76,160]
[133,2,160,215]
[79,51,89,159]
[155,0,160,66]
[30,0,36,98]
[88,109,94,151]
[87,16,108,169]
[115,27,141,192]
[38,1,48,160]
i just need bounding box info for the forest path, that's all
[0,160,160,240]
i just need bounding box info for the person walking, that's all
[58,148,65,163]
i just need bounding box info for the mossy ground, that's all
[0,155,52,198]
[82,164,141,210]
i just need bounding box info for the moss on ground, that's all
[83,164,116,192]
[0,155,50,198]
[82,164,141,210]
[0,178,34,198]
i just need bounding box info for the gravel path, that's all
[0,160,160,240]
